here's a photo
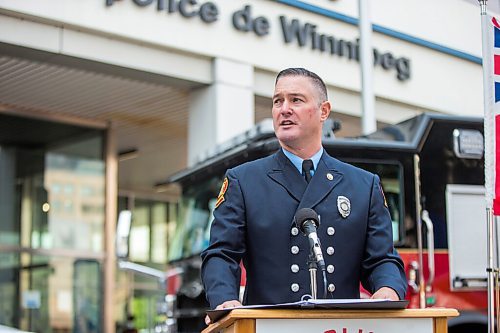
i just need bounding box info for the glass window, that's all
[115,197,176,332]
[63,184,74,195]
[169,177,221,262]
[348,161,404,243]
[52,183,62,194]
[0,114,107,332]
[127,199,175,264]
[0,252,20,327]
[0,252,102,332]
[151,202,167,263]
[45,144,105,252]
[0,132,105,252]
[129,201,150,262]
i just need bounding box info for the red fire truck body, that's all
[163,113,489,333]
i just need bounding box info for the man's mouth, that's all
[280,120,295,126]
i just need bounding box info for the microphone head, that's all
[295,208,320,233]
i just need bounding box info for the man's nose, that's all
[280,100,292,114]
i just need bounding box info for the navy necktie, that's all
[302,159,314,183]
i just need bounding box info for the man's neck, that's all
[280,142,322,160]
[282,146,323,175]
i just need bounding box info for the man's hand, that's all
[371,287,399,301]
[205,300,242,325]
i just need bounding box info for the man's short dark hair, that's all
[275,68,328,103]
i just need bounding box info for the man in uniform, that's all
[201,68,406,322]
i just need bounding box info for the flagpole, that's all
[478,1,497,332]
[358,0,376,135]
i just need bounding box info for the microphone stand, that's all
[308,253,318,299]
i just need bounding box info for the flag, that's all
[479,8,499,332]
[483,15,500,215]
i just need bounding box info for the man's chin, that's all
[277,135,298,148]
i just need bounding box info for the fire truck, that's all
[162,113,490,333]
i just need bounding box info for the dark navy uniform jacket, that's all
[201,149,406,309]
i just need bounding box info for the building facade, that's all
[0,0,489,332]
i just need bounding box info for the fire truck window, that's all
[344,161,404,244]
[168,177,221,262]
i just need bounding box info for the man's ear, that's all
[320,101,331,121]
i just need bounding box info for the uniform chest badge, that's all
[337,196,351,218]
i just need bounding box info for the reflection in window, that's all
[151,203,167,263]
[129,225,150,262]
[82,204,104,214]
[127,200,174,264]
[63,200,74,213]
[0,115,106,332]
[130,203,150,262]
[115,197,176,332]
[80,186,93,197]
[52,183,62,194]
[44,152,105,252]
[63,184,74,194]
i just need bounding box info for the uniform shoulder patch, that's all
[215,177,229,209]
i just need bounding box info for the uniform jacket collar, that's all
[267,149,344,213]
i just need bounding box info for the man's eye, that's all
[293,98,303,103]
[273,99,282,106]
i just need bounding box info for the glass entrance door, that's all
[0,113,106,333]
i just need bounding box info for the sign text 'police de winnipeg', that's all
[106,0,411,81]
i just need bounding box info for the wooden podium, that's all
[202,308,459,333]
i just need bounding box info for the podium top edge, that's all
[227,307,460,319]
[201,308,460,333]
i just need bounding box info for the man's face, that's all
[272,75,330,151]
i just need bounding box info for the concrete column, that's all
[188,58,254,166]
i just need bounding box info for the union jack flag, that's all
[488,16,500,214]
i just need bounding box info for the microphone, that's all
[295,208,326,271]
